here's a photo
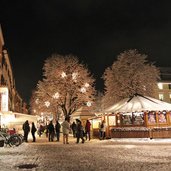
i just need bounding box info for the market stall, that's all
[93,94,171,138]
[71,106,95,127]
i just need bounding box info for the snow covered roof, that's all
[104,94,171,113]
[72,106,95,117]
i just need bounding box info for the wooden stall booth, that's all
[71,106,95,128]
[93,94,171,139]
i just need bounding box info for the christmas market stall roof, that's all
[72,106,95,118]
[104,94,171,113]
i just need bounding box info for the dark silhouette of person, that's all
[76,119,84,144]
[85,120,91,141]
[47,121,55,142]
[38,124,43,137]
[55,120,61,141]
[23,120,30,142]
[71,121,77,138]
[31,122,37,142]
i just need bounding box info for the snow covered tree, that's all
[31,54,96,118]
[91,91,104,113]
[103,49,160,107]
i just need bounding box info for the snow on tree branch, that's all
[30,54,96,118]
[102,49,160,108]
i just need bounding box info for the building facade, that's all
[155,67,171,103]
[0,25,27,113]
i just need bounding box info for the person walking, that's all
[55,120,61,141]
[47,121,55,142]
[22,120,30,142]
[31,122,37,142]
[85,120,91,141]
[71,121,77,138]
[61,117,70,144]
[76,119,84,144]
[100,120,106,140]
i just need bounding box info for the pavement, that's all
[27,133,97,145]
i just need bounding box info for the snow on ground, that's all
[1,135,171,171]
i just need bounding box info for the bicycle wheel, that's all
[18,134,24,143]
[8,135,21,147]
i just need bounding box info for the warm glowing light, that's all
[80,87,86,93]
[159,93,164,100]
[0,87,9,112]
[72,72,78,80]
[61,72,67,78]
[33,109,36,113]
[158,83,163,89]
[53,92,59,99]
[84,83,89,87]
[1,114,15,125]
[45,101,50,107]
[35,99,39,104]
[87,101,91,107]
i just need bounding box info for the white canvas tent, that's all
[71,106,95,126]
[72,106,95,119]
[104,94,171,113]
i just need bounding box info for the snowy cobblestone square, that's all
[1,136,171,171]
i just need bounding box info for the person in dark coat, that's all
[85,120,91,141]
[76,119,84,144]
[31,122,37,142]
[55,120,61,141]
[71,121,77,138]
[23,120,30,142]
[47,121,55,142]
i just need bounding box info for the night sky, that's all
[1,0,171,104]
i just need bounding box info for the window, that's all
[169,84,171,89]
[148,112,156,124]
[108,115,116,126]
[158,111,167,123]
[121,113,133,125]
[159,94,164,101]
[132,112,144,125]
[158,83,163,89]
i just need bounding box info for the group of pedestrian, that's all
[22,120,37,142]
[46,120,61,142]
[22,118,105,143]
[70,119,91,143]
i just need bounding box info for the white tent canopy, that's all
[72,106,95,117]
[104,94,171,113]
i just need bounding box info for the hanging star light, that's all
[53,92,59,99]
[87,101,92,107]
[35,99,39,104]
[80,87,86,93]
[61,72,67,78]
[72,72,78,80]
[45,101,50,107]
[84,83,89,87]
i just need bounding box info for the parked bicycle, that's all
[0,131,23,147]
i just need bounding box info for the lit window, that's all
[169,94,171,102]
[158,83,163,89]
[169,84,171,89]
[159,94,164,101]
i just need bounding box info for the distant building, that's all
[0,25,28,113]
[155,67,171,103]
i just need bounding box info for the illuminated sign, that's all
[0,87,8,112]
